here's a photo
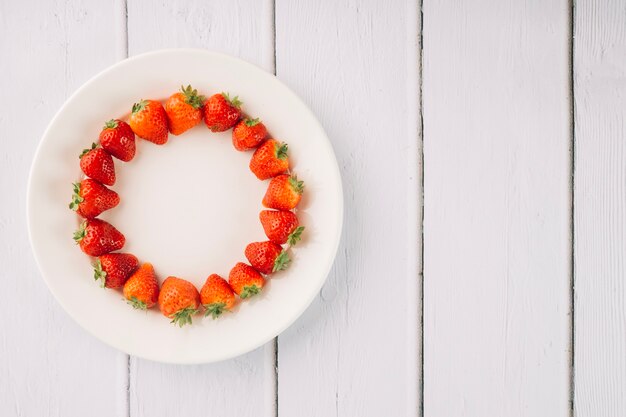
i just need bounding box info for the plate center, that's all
[103,126,267,286]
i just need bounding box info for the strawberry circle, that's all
[70,85,305,327]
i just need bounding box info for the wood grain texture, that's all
[274,1,421,416]
[126,1,275,416]
[574,1,626,415]
[422,0,572,416]
[0,0,127,416]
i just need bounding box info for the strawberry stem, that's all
[276,142,289,160]
[244,118,260,127]
[69,182,84,211]
[222,92,242,108]
[272,250,291,272]
[127,296,148,310]
[104,119,118,129]
[287,226,305,246]
[181,84,205,109]
[93,258,107,288]
[203,302,227,319]
[73,221,87,243]
[240,285,261,299]
[288,175,305,195]
[131,100,148,114]
[79,142,98,159]
[170,306,199,327]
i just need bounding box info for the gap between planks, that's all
[569,0,576,415]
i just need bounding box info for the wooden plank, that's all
[422,0,572,416]
[274,0,421,416]
[574,1,626,415]
[0,1,127,416]
[125,1,276,416]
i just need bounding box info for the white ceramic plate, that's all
[27,49,343,364]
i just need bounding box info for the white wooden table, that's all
[2,0,625,416]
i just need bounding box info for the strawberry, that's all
[99,119,136,161]
[262,174,304,210]
[69,179,119,219]
[73,218,125,257]
[228,262,265,299]
[203,93,242,132]
[93,253,138,289]
[232,118,267,151]
[79,143,116,186]
[129,99,169,144]
[165,85,205,135]
[249,140,289,180]
[245,241,290,275]
[158,276,201,327]
[259,210,304,245]
[123,263,160,309]
[200,274,236,319]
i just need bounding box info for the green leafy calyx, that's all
[203,302,227,319]
[170,306,199,327]
[127,296,147,310]
[93,258,107,288]
[276,142,289,160]
[287,226,305,246]
[73,220,87,243]
[272,250,291,272]
[240,285,261,299]
[79,142,98,159]
[104,119,118,129]
[288,175,305,195]
[181,85,205,109]
[131,100,148,114]
[245,118,260,127]
[68,182,84,211]
[222,92,242,108]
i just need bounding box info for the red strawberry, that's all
[69,179,119,219]
[203,93,242,132]
[245,241,290,275]
[129,99,169,144]
[200,274,236,319]
[93,253,138,289]
[158,276,201,327]
[79,143,116,186]
[123,263,160,309]
[165,85,205,135]
[262,174,304,210]
[99,119,136,161]
[249,140,289,180]
[73,218,125,257]
[232,118,267,151]
[259,210,304,245]
[228,262,265,299]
